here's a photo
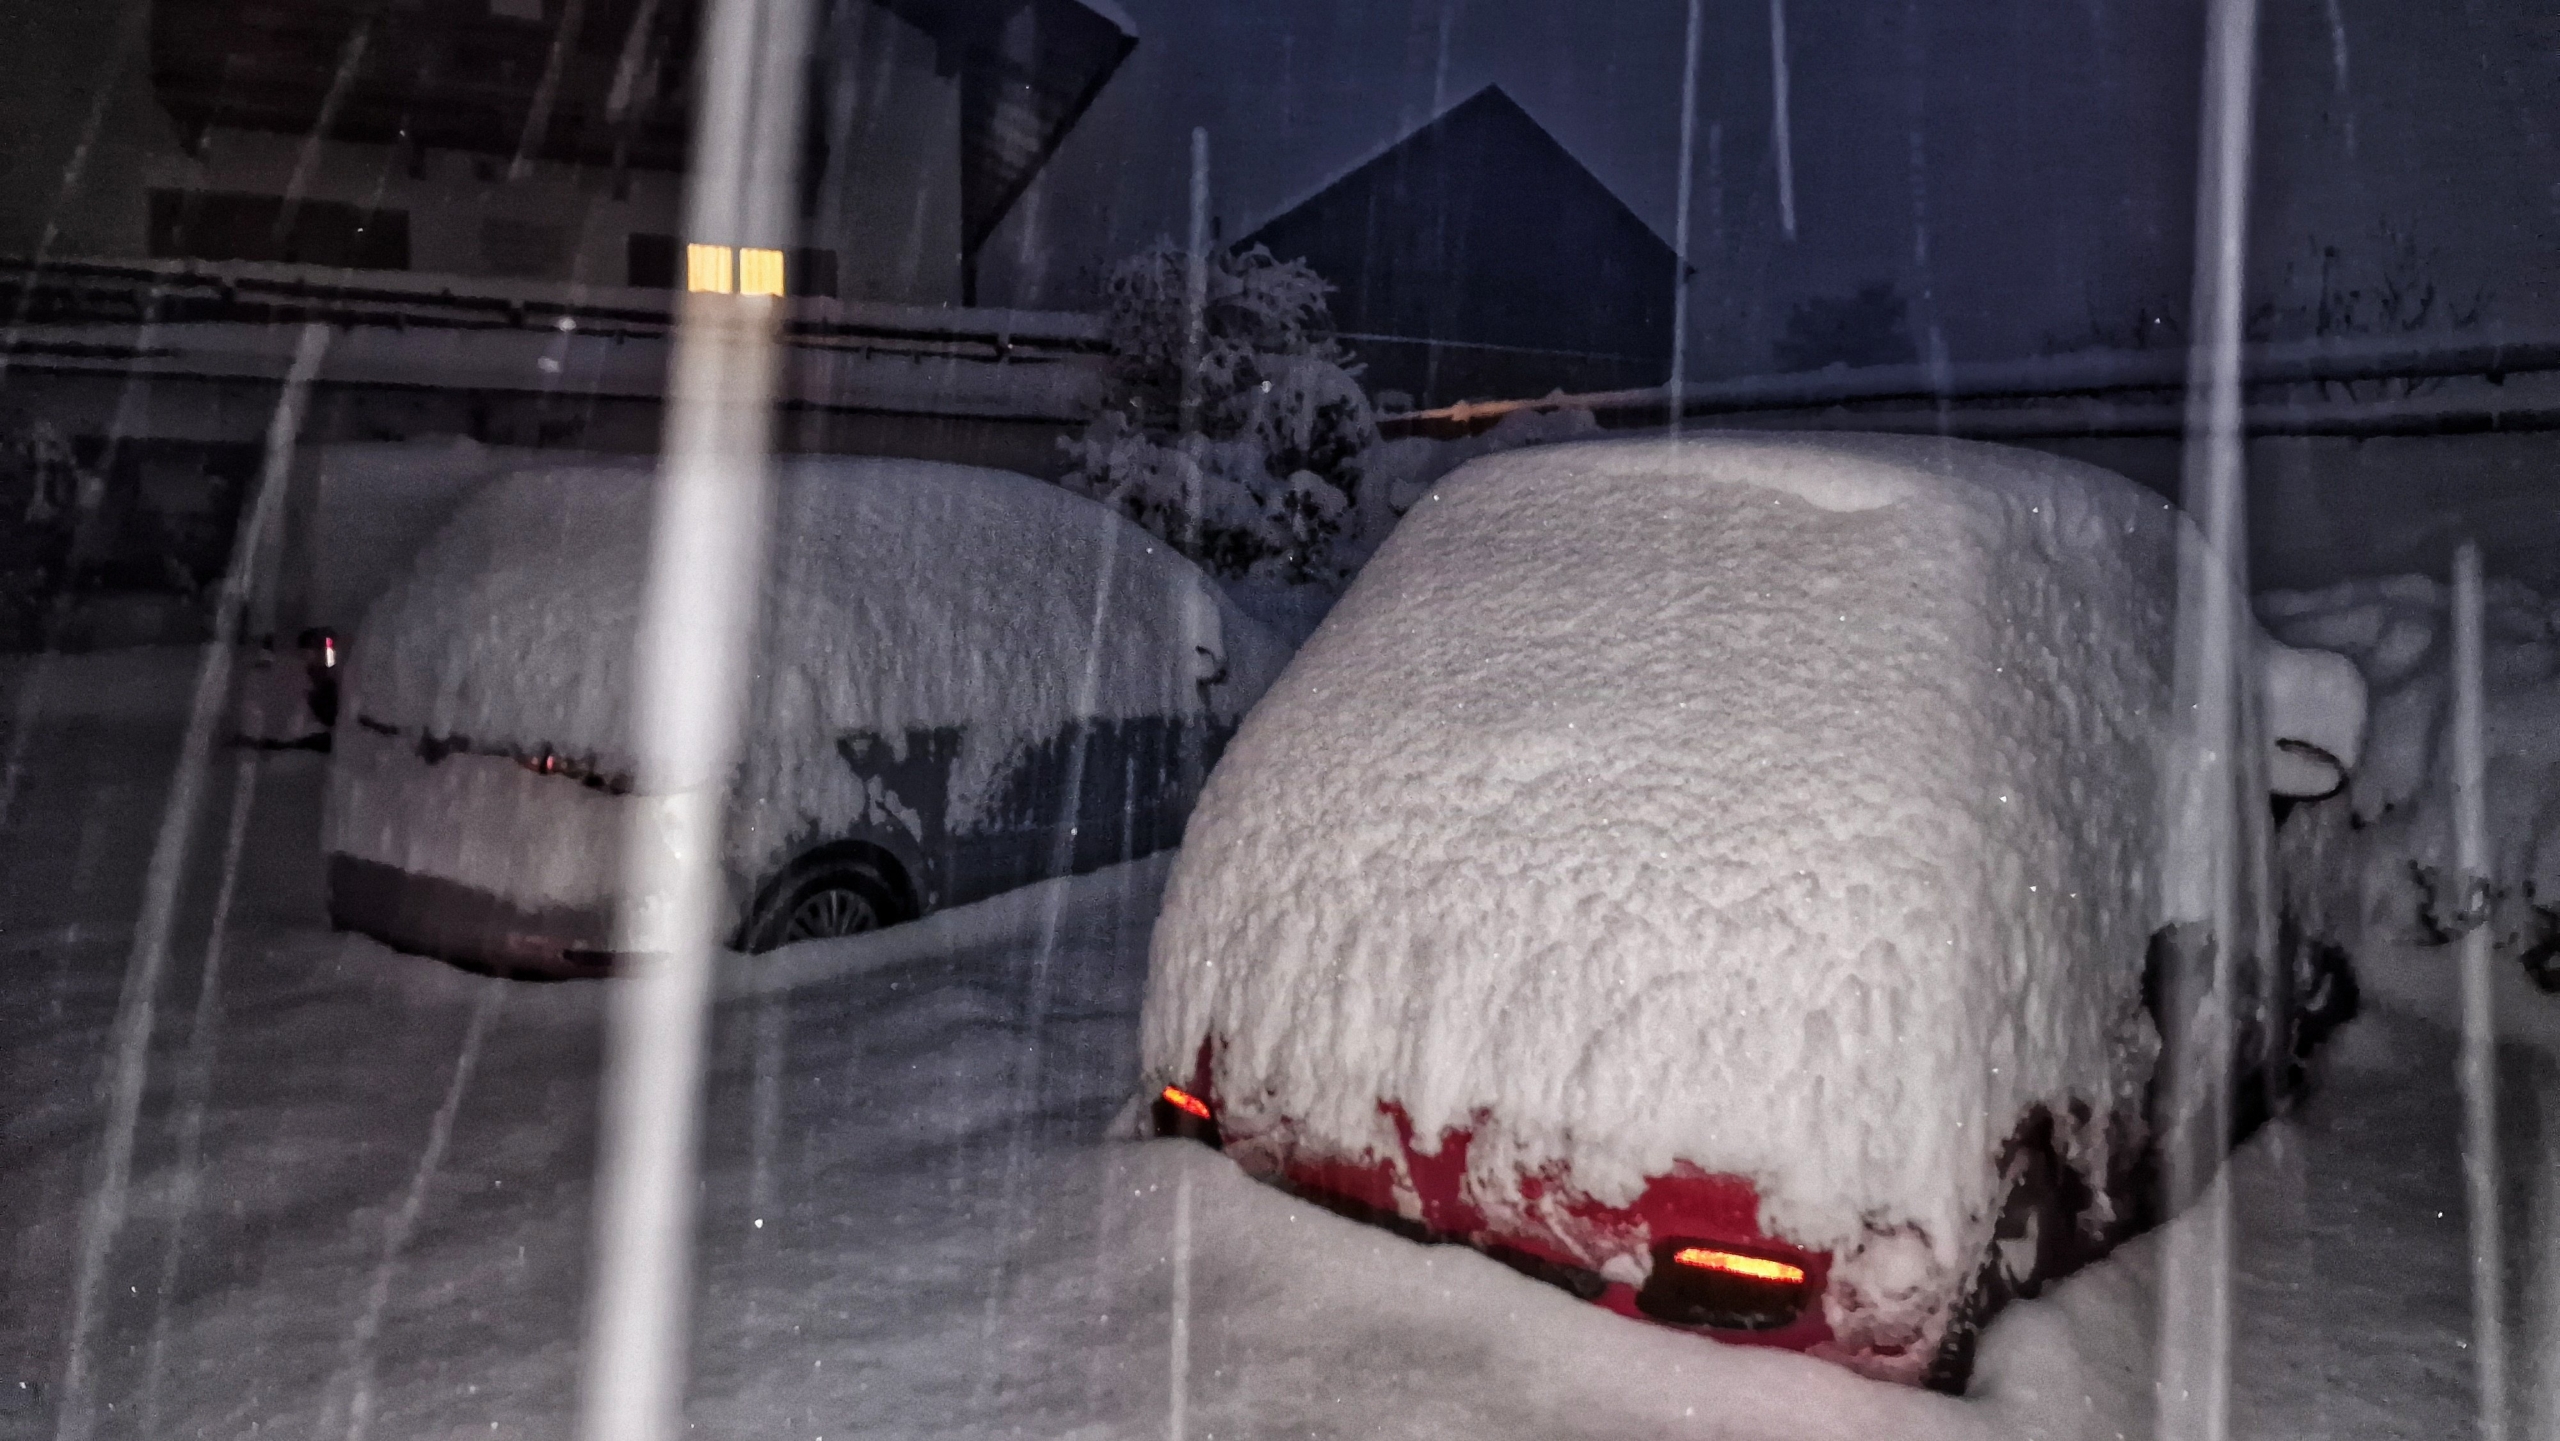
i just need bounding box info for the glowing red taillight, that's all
[1152,1084,1221,1146]
[1638,1237,1816,1331]
[1670,1245,1806,1285]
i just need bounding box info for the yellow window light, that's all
[738,247,786,297]
[685,242,735,294]
[1669,1246,1806,1285]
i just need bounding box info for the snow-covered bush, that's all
[1061,245,1378,585]
[0,414,96,647]
[2267,574,2560,1031]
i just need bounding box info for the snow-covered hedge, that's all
[2267,574,2560,1039]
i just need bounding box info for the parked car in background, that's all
[1140,433,2366,1391]
[324,456,1289,977]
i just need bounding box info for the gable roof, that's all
[1241,84,1680,371]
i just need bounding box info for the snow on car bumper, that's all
[1149,1082,1957,1376]
[327,852,623,979]
[322,725,640,977]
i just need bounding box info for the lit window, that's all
[738,247,786,297]
[685,242,735,294]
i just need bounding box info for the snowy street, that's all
[2,646,2550,1441]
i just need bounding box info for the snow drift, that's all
[1143,432,2355,1371]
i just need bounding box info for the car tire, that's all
[1926,1140,2067,1396]
[745,860,897,952]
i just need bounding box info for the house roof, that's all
[1240,85,1681,367]
[1243,85,1674,259]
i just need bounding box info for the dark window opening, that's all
[626,232,679,290]
[146,190,411,271]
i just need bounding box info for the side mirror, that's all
[2261,644,2367,800]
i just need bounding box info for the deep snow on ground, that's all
[0,645,2552,1440]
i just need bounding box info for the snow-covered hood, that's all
[346,456,1291,836]
[1144,433,2328,1273]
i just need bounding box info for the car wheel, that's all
[1926,1141,2067,1395]
[747,862,896,952]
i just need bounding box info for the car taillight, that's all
[1152,1085,1222,1147]
[1669,1246,1805,1285]
[1636,1238,1815,1331]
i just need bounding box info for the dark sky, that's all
[982,0,2559,375]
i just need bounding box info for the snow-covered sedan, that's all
[1139,433,2365,1390]
[325,457,1288,977]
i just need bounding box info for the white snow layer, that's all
[326,455,1289,906]
[2266,573,2560,1050]
[302,438,591,630]
[1143,433,2335,1304]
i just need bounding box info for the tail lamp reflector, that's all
[1670,1246,1806,1285]
[1161,1085,1213,1121]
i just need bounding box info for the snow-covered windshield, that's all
[3,1,2555,1437]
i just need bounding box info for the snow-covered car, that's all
[1139,434,2366,1390]
[324,457,1289,977]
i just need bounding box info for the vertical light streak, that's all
[134,752,260,1439]
[1706,122,1725,262]
[1178,127,1211,553]
[1167,1167,1196,1441]
[575,0,808,1434]
[337,980,505,1441]
[1667,0,1705,439]
[512,0,593,180]
[0,3,146,378]
[52,320,329,1441]
[2452,541,2509,1441]
[0,651,56,835]
[2156,3,2259,1439]
[1430,1,1455,118]
[746,993,788,1225]
[1768,0,1796,240]
[280,22,376,241]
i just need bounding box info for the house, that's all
[1242,85,1681,410]
[134,0,1133,303]
[0,0,1135,646]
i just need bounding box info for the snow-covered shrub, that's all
[2266,575,2560,1035]
[1061,245,1378,585]
[0,414,96,647]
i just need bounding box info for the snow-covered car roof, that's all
[348,456,1290,831]
[1145,433,2202,1274]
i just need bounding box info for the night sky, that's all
[980,0,2558,375]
